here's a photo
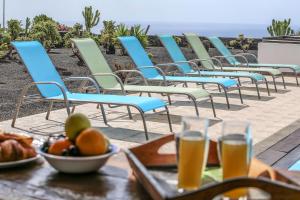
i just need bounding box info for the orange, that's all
[75,128,108,156]
[48,138,72,155]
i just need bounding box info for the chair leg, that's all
[209,95,217,118]
[237,85,244,104]
[167,95,172,105]
[64,100,71,116]
[138,110,148,140]
[189,96,199,116]
[99,104,108,125]
[218,85,221,92]
[295,71,299,86]
[255,81,261,100]
[238,77,242,86]
[223,87,230,109]
[272,76,278,92]
[282,74,286,89]
[46,101,53,120]
[71,105,76,113]
[220,84,234,109]
[165,106,173,132]
[127,106,133,119]
[11,95,25,127]
[265,78,270,96]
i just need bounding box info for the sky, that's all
[2,0,300,36]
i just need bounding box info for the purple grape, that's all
[62,149,69,156]
[69,145,79,156]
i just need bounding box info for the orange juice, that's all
[178,136,205,190]
[222,139,248,198]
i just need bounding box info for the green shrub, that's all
[63,23,98,48]
[31,20,62,51]
[99,20,116,53]
[63,23,84,47]
[267,18,294,37]
[0,29,11,59]
[33,14,56,25]
[174,36,182,45]
[129,24,148,48]
[90,34,101,46]
[82,6,100,33]
[7,19,22,40]
[24,17,31,37]
[229,34,254,52]
[113,23,129,48]
[113,23,149,51]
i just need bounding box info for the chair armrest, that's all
[173,60,202,75]
[155,63,185,76]
[210,57,223,69]
[139,66,168,86]
[114,70,149,86]
[64,76,101,94]
[93,73,126,95]
[23,81,68,102]
[189,58,218,71]
[236,53,258,63]
[214,55,249,67]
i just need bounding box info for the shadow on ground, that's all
[95,126,163,143]
[13,120,64,137]
[212,92,276,102]
[172,100,248,111]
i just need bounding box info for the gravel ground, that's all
[0,48,87,121]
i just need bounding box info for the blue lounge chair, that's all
[11,41,173,140]
[209,36,300,86]
[158,34,270,99]
[118,36,243,109]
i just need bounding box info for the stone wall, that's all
[148,35,262,50]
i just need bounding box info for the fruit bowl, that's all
[39,144,120,173]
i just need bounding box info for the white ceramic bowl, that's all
[39,144,120,173]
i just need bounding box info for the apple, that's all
[65,113,91,141]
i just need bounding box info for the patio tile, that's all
[0,77,300,152]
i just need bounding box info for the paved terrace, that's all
[0,77,300,156]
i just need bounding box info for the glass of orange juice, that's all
[218,120,252,199]
[177,117,210,191]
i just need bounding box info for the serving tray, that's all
[124,134,300,200]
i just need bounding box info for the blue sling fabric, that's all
[289,160,300,171]
[159,35,192,74]
[159,35,265,81]
[208,36,240,65]
[12,41,166,112]
[118,36,239,88]
[12,41,68,98]
[118,36,160,79]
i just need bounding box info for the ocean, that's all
[127,22,271,38]
[62,21,299,38]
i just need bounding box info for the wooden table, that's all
[0,153,151,200]
[257,128,300,169]
[1,153,300,200]
[1,130,300,200]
